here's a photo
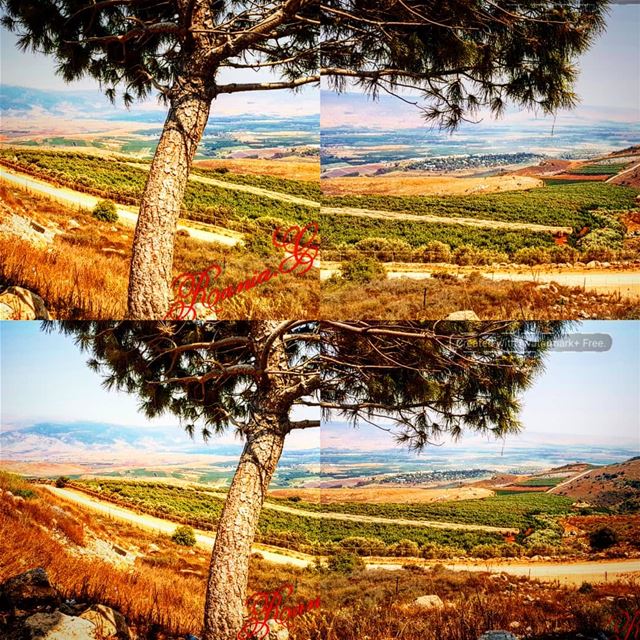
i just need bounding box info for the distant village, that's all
[378,468,492,485]
[390,152,544,174]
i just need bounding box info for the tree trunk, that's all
[127,76,213,319]
[203,416,286,640]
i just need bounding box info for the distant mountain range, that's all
[321,91,640,130]
[0,84,319,121]
[1,420,637,476]
[0,420,245,459]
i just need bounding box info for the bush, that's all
[172,525,196,547]
[589,526,618,551]
[339,536,387,556]
[514,246,551,265]
[92,199,118,223]
[419,240,452,263]
[327,552,365,574]
[55,476,70,488]
[340,256,386,284]
[389,539,420,558]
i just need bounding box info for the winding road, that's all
[196,489,517,534]
[43,485,640,583]
[0,166,243,246]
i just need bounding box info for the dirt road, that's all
[43,486,312,568]
[0,166,243,246]
[42,486,640,583]
[321,262,640,297]
[368,558,640,585]
[321,205,573,235]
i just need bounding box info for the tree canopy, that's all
[321,0,609,129]
[52,320,566,447]
[0,0,320,104]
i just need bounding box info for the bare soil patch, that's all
[193,158,319,181]
[268,486,494,505]
[321,174,543,196]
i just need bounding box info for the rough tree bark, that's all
[127,74,214,319]
[203,321,302,640]
[203,417,287,640]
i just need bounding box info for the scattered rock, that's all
[101,248,127,257]
[67,219,81,231]
[112,545,127,557]
[0,286,50,320]
[266,619,289,640]
[445,310,480,321]
[0,568,61,612]
[414,595,445,609]
[25,611,97,640]
[0,206,56,246]
[478,632,519,640]
[79,604,130,639]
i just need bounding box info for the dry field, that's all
[0,182,319,319]
[193,157,319,181]
[2,471,638,640]
[269,486,494,504]
[321,174,543,196]
[320,273,640,320]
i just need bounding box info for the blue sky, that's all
[0,322,320,451]
[0,21,318,117]
[1,322,638,451]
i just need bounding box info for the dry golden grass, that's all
[321,174,543,196]
[193,157,320,181]
[2,472,638,640]
[321,274,640,320]
[269,486,494,505]
[0,183,319,319]
[0,472,318,638]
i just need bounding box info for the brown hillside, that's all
[550,457,640,508]
[609,163,640,188]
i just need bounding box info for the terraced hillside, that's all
[0,148,319,230]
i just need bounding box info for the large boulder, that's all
[413,595,445,609]
[79,604,130,639]
[0,568,61,612]
[25,611,97,640]
[0,286,50,320]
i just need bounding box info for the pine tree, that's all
[322,0,608,129]
[1,1,319,318]
[51,319,566,639]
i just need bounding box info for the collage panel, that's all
[0,2,639,640]
[0,320,639,640]
[0,1,321,321]
[320,1,640,320]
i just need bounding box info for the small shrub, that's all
[172,525,196,547]
[55,476,70,488]
[578,581,594,594]
[92,199,118,223]
[340,256,386,284]
[589,526,618,551]
[327,552,365,574]
[287,496,302,503]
